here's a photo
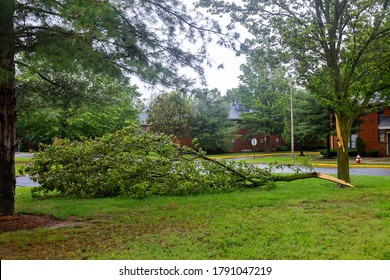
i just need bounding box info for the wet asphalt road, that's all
[16,176,40,187]
[254,164,390,176]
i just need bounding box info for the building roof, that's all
[138,112,148,125]
[140,103,250,124]
[228,103,250,120]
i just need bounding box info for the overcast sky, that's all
[185,0,247,96]
[202,41,246,95]
[183,0,248,95]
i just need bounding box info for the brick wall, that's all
[230,128,285,153]
[359,112,389,156]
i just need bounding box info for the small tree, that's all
[230,51,288,152]
[356,136,366,157]
[283,90,332,155]
[148,91,192,139]
[190,89,236,153]
[17,70,140,149]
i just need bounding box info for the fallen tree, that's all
[192,151,354,188]
[23,124,353,199]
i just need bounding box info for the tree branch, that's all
[274,172,354,187]
[187,150,354,188]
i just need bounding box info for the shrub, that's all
[356,136,366,156]
[320,149,337,157]
[367,150,379,157]
[276,145,289,151]
[24,124,275,199]
[348,148,359,157]
[319,148,362,157]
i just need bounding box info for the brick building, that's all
[329,106,390,156]
[228,103,285,153]
[358,107,390,156]
[139,103,286,153]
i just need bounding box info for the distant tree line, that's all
[147,89,236,154]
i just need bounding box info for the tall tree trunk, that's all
[299,139,304,156]
[326,134,331,158]
[265,134,270,153]
[0,0,16,216]
[335,113,352,184]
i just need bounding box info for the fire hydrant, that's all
[356,154,361,164]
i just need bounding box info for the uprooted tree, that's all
[23,124,352,200]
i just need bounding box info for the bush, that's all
[356,136,366,156]
[320,148,361,157]
[24,124,274,199]
[367,150,379,157]
[348,148,359,157]
[320,149,337,157]
[276,145,289,151]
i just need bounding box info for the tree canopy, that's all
[190,88,235,153]
[228,50,289,152]
[148,90,192,138]
[16,70,140,149]
[0,0,233,215]
[283,90,332,154]
[198,0,390,183]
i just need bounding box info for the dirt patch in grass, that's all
[0,214,83,232]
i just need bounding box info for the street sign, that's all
[251,138,257,160]
[251,138,257,146]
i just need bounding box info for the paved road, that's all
[16,176,40,187]
[16,152,33,158]
[254,164,390,176]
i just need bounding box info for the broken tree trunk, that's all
[274,172,354,188]
[192,152,354,188]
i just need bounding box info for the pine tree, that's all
[0,0,228,215]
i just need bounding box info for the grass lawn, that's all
[15,156,32,176]
[1,175,389,260]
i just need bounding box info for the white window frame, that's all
[349,134,358,149]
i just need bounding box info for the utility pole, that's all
[290,74,294,161]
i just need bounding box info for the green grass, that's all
[15,156,32,176]
[1,175,389,260]
[15,157,32,163]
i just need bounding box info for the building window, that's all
[378,111,385,122]
[349,134,357,149]
[379,130,385,143]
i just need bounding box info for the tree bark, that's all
[274,172,353,188]
[335,112,352,184]
[265,134,270,153]
[193,151,354,188]
[0,0,16,216]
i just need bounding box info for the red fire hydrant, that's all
[356,155,361,164]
